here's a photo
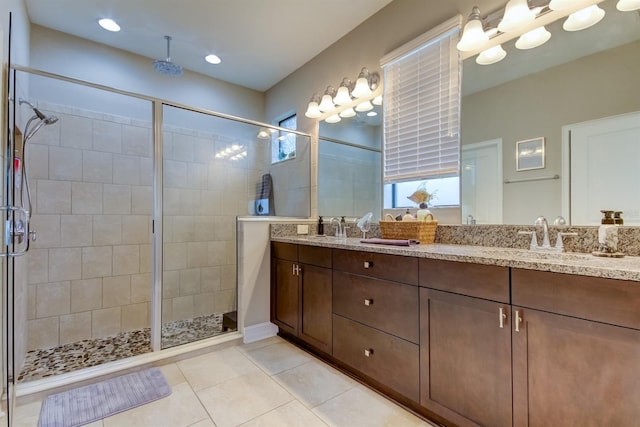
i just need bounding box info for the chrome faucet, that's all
[466,214,476,225]
[519,216,576,252]
[329,217,344,237]
[534,216,551,248]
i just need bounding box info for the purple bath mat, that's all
[38,367,171,427]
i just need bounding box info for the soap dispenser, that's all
[318,216,324,235]
[597,210,619,254]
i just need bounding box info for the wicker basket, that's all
[379,219,438,244]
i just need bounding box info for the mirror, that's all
[318,104,383,221]
[461,0,640,225]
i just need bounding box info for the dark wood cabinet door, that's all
[333,314,420,402]
[512,307,640,427]
[299,263,332,354]
[421,288,513,427]
[272,258,298,335]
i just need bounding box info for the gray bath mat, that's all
[38,367,171,427]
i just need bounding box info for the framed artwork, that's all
[516,137,545,171]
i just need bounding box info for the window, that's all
[271,113,297,163]
[380,17,462,207]
[383,177,459,209]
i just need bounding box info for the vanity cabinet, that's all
[511,269,640,426]
[419,259,512,427]
[332,249,420,402]
[271,242,333,354]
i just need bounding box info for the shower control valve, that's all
[29,230,37,242]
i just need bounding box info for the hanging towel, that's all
[360,238,420,246]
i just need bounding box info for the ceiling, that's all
[24,0,393,92]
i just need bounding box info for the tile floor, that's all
[12,336,437,427]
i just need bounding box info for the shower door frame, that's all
[6,64,311,356]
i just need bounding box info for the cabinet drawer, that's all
[333,271,419,343]
[332,249,418,285]
[512,269,640,329]
[419,258,510,303]
[299,245,332,268]
[272,242,297,261]
[333,314,419,401]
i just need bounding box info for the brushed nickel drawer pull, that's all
[499,307,507,328]
[514,310,523,332]
[364,348,373,357]
[364,261,373,268]
[364,298,373,306]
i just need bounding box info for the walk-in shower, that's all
[3,66,311,394]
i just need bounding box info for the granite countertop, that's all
[272,235,640,282]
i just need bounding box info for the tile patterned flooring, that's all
[19,314,228,382]
[13,336,437,427]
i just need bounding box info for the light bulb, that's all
[305,101,322,118]
[333,85,352,105]
[457,8,489,52]
[352,77,372,98]
[616,0,640,11]
[355,101,374,112]
[515,26,551,49]
[339,108,356,118]
[98,18,120,32]
[476,45,507,65]
[498,0,535,33]
[318,94,335,112]
[563,5,605,31]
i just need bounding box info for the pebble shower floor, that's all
[18,313,227,382]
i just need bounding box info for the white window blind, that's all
[381,16,462,183]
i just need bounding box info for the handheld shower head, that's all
[19,99,59,129]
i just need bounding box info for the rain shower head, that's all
[154,35,183,76]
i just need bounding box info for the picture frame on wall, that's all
[516,137,545,171]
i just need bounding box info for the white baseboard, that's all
[243,322,278,344]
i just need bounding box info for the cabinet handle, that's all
[499,307,507,328]
[364,348,374,357]
[364,261,373,269]
[292,264,296,275]
[364,298,373,306]
[292,264,301,276]
[514,310,523,332]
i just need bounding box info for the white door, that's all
[562,111,640,225]
[461,139,503,224]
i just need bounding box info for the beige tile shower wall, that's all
[160,126,269,324]
[25,103,153,351]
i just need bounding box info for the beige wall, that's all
[264,0,506,218]
[461,40,640,224]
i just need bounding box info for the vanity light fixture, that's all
[304,94,322,118]
[457,7,489,52]
[98,18,120,32]
[563,4,605,31]
[498,0,536,32]
[305,66,382,123]
[616,0,640,10]
[205,54,222,64]
[476,44,507,64]
[515,26,551,49]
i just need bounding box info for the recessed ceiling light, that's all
[98,18,120,32]
[205,54,222,65]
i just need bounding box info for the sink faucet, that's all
[534,216,551,248]
[329,217,344,237]
[466,214,476,225]
[519,215,576,252]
